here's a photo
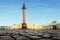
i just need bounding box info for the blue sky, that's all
[0,0,60,26]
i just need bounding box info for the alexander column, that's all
[22,4,27,29]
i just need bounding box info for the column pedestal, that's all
[22,23,27,29]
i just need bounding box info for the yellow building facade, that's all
[10,24,48,30]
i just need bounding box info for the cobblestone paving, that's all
[0,30,60,40]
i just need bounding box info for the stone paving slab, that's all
[0,30,60,40]
[0,36,14,40]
